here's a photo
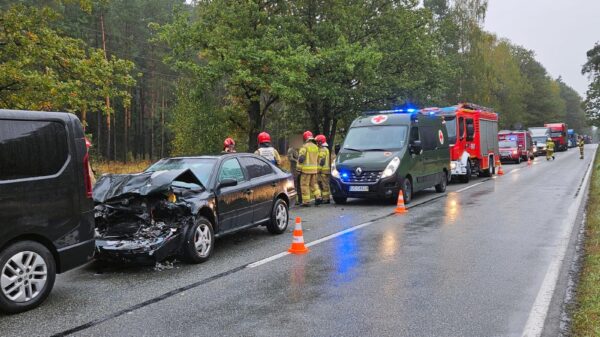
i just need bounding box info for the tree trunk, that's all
[96,110,101,156]
[161,85,165,158]
[247,98,261,151]
[100,12,111,159]
[124,105,129,162]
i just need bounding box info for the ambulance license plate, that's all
[349,186,369,192]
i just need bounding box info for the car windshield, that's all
[533,136,547,144]
[499,140,517,148]
[145,158,216,186]
[445,118,457,144]
[343,125,408,151]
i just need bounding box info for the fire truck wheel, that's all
[459,163,471,183]
[516,157,521,164]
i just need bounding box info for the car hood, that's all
[93,169,205,203]
[336,150,401,171]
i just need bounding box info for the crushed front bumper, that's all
[95,229,183,263]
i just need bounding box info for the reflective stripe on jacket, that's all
[298,142,319,174]
[318,146,331,174]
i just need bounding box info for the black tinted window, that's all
[0,120,69,180]
[419,126,439,151]
[239,157,273,179]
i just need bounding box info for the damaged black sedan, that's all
[93,154,296,264]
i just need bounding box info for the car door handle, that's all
[244,189,253,195]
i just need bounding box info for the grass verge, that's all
[572,151,600,336]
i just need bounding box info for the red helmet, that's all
[315,134,326,145]
[223,138,235,148]
[303,131,314,141]
[257,132,271,144]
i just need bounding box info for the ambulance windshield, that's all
[343,125,408,151]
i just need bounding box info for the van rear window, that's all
[0,120,69,181]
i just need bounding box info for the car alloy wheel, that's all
[1,251,47,303]
[275,203,288,230]
[194,224,212,258]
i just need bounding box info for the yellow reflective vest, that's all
[297,141,319,174]
[318,146,330,174]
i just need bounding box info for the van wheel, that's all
[0,241,56,314]
[435,173,447,193]
[333,196,347,204]
[402,178,413,204]
[266,199,289,234]
[181,217,214,264]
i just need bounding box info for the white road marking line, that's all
[521,149,596,337]
[247,221,375,269]
[455,181,487,193]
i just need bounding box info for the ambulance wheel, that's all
[402,177,413,204]
[435,172,447,193]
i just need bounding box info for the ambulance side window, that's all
[458,118,465,140]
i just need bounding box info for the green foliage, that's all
[0,4,135,122]
[583,43,600,125]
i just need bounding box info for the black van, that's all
[331,111,450,204]
[0,110,95,313]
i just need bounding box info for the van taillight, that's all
[83,152,93,198]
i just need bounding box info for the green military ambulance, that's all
[330,110,450,204]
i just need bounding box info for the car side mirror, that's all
[410,140,423,154]
[334,144,341,155]
[218,178,237,189]
[466,124,475,141]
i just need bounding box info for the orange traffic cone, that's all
[288,217,309,254]
[497,164,504,176]
[527,157,532,167]
[395,192,408,214]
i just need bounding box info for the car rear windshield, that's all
[499,140,517,148]
[146,158,216,185]
[343,125,408,151]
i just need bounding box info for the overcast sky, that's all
[484,0,599,97]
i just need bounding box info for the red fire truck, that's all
[497,130,535,164]
[428,103,499,183]
[544,123,568,151]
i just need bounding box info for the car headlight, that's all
[381,157,401,179]
[331,163,340,179]
[450,162,457,170]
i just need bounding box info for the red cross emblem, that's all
[371,115,388,124]
[438,130,444,144]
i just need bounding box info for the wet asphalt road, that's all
[0,145,596,337]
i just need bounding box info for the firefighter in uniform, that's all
[315,134,331,204]
[255,132,281,166]
[578,135,585,159]
[297,131,322,206]
[223,138,236,153]
[287,146,301,203]
[546,137,555,161]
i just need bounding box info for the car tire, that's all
[181,217,214,264]
[402,177,413,204]
[267,198,289,234]
[435,172,447,193]
[0,241,56,314]
[333,196,347,204]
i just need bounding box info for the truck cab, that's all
[528,127,550,156]
[544,123,568,151]
[330,110,450,204]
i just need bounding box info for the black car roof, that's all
[0,109,76,122]
[158,153,261,161]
